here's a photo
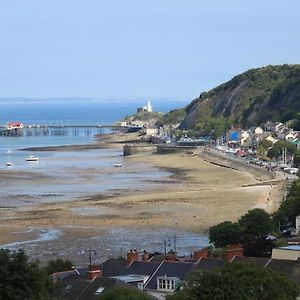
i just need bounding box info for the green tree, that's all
[267,140,296,159]
[257,139,273,156]
[162,108,187,125]
[43,258,74,275]
[294,149,300,167]
[208,209,276,257]
[239,208,274,236]
[238,208,275,257]
[209,221,243,248]
[0,249,52,300]
[259,139,273,149]
[166,263,300,300]
[291,112,300,130]
[273,179,300,227]
[97,286,151,300]
[195,117,231,139]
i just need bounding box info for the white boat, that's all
[26,155,39,162]
[113,163,122,167]
[6,150,14,167]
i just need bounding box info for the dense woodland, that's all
[178,64,300,130]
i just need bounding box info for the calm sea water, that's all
[0,98,190,153]
[0,99,210,257]
[0,98,190,202]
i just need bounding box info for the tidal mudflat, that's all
[0,136,286,264]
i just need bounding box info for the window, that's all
[157,277,178,292]
[138,282,143,290]
[95,287,105,295]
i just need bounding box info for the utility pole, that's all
[87,247,97,267]
[88,247,92,267]
[173,233,177,254]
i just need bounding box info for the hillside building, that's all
[137,100,153,113]
[254,127,263,135]
[240,131,251,147]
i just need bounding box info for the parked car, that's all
[266,234,277,241]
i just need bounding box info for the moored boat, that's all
[26,155,39,162]
[6,150,14,167]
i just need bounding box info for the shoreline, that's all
[20,132,142,151]
[0,133,287,262]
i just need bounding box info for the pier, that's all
[0,124,141,137]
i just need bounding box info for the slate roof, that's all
[267,260,300,286]
[76,277,122,300]
[76,267,89,275]
[52,274,91,300]
[144,261,196,290]
[51,270,77,283]
[101,258,126,277]
[149,254,166,262]
[195,258,227,271]
[231,256,271,268]
[121,261,161,276]
[53,274,122,300]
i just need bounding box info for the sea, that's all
[0,98,189,168]
[0,98,210,261]
[0,98,191,202]
[0,98,189,151]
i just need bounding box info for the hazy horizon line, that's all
[0,96,194,102]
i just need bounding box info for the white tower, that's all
[147,100,153,112]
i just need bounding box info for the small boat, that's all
[6,150,14,167]
[26,155,39,162]
[113,163,122,167]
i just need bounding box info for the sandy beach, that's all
[0,133,287,263]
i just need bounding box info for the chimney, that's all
[166,250,177,261]
[226,244,243,262]
[193,247,209,262]
[126,249,139,266]
[87,265,102,281]
[142,250,150,261]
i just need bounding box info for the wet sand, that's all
[0,134,287,264]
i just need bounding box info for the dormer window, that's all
[157,276,179,292]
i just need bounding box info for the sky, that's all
[0,0,299,99]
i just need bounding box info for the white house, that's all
[254,127,263,135]
[275,122,285,133]
[142,124,158,136]
[266,135,278,144]
[240,131,251,147]
[137,101,153,113]
[285,131,298,142]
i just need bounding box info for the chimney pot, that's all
[166,251,177,261]
[193,247,209,261]
[87,265,102,281]
[226,244,243,262]
[142,250,150,261]
[126,249,139,265]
